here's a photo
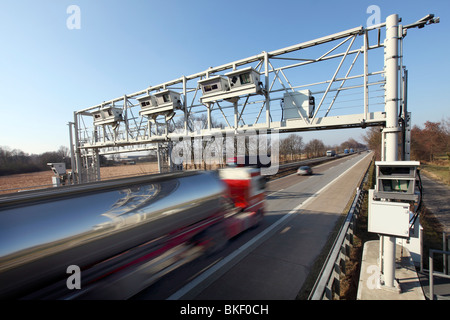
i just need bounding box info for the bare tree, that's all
[411,120,450,162]
[363,126,382,160]
[280,134,303,161]
[304,139,325,159]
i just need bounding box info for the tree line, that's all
[0,146,71,176]
[363,118,450,162]
[411,120,450,162]
[279,133,366,161]
[10,118,446,176]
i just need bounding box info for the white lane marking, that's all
[167,152,371,300]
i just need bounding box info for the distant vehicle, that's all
[297,165,313,176]
[326,150,336,157]
[350,148,354,153]
[344,149,349,154]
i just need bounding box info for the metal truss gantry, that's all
[69,13,437,184]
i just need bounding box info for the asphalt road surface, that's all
[133,151,373,300]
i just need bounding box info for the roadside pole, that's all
[382,13,401,288]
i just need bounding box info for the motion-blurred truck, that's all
[0,167,265,299]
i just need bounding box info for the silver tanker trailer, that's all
[0,168,265,299]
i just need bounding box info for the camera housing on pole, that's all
[154,89,182,111]
[368,161,421,239]
[92,106,123,127]
[225,67,263,98]
[374,161,420,201]
[137,94,158,117]
[198,67,264,103]
[137,89,182,122]
[198,76,230,103]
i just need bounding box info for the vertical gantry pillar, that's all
[385,14,401,163]
[206,102,212,130]
[157,143,162,173]
[382,13,401,288]
[74,111,84,184]
[68,121,76,185]
[264,51,270,128]
[93,148,101,181]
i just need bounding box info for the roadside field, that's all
[1,154,334,195]
[0,162,159,195]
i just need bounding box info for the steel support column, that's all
[73,112,84,184]
[264,51,270,127]
[382,13,401,288]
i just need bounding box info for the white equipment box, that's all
[47,163,66,175]
[282,90,315,120]
[368,189,411,238]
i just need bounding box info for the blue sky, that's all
[0,0,449,154]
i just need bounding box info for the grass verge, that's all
[421,160,450,186]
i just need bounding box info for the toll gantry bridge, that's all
[69,14,438,185]
[70,18,392,183]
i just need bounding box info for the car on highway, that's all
[297,165,313,176]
